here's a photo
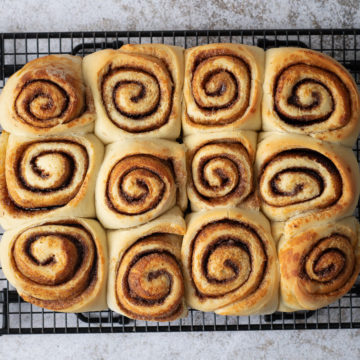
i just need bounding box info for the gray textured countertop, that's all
[0,0,360,31]
[0,1,360,359]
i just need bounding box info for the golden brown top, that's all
[99,52,174,133]
[8,220,101,311]
[115,233,185,321]
[12,56,87,128]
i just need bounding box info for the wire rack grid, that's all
[0,29,360,335]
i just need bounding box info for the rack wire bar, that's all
[1,29,360,335]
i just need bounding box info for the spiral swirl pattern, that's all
[115,234,185,321]
[1,55,93,135]
[256,134,359,237]
[190,141,253,208]
[101,53,173,133]
[106,155,176,216]
[185,48,251,126]
[274,64,350,130]
[6,139,89,210]
[279,219,360,310]
[300,234,354,294]
[263,48,360,145]
[96,139,186,229]
[191,220,266,300]
[182,209,279,315]
[259,148,342,211]
[16,80,71,128]
[7,221,101,310]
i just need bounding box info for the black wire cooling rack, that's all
[1,29,360,335]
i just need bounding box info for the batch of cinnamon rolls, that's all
[0,42,359,321]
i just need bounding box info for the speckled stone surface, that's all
[0,0,359,32]
[0,1,360,359]
[1,330,360,359]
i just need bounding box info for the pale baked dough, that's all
[0,131,104,229]
[183,43,264,135]
[181,208,279,316]
[256,132,360,238]
[83,44,184,143]
[0,55,95,137]
[184,130,259,211]
[96,138,187,229]
[107,207,187,321]
[263,47,360,147]
[0,217,108,312]
[275,217,360,311]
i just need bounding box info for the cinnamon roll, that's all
[184,131,259,211]
[263,48,360,147]
[182,43,264,135]
[256,133,360,238]
[107,207,187,321]
[275,217,360,311]
[0,55,95,137]
[0,217,108,312]
[0,132,104,229]
[96,138,187,229]
[181,208,279,315]
[82,44,184,143]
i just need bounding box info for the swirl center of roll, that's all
[260,149,342,208]
[192,142,252,203]
[115,235,184,320]
[7,140,89,209]
[191,220,266,300]
[312,250,345,281]
[206,241,251,285]
[127,253,173,302]
[106,155,175,215]
[274,64,350,129]
[203,158,238,195]
[194,67,237,109]
[101,56,173,133]
[271,168,323,199]
[14,79,83,128]
[111,71,160,117]
[29,152,73,189]
[187,52,251,125]
[300,234,355,295]
[18,234,78,285]
[11,224,96,301]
